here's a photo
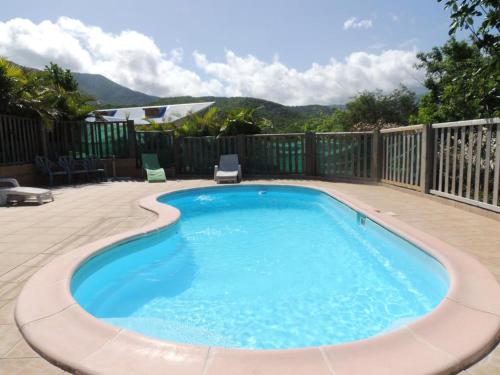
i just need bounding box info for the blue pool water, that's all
[72,185,448,349]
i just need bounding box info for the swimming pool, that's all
[71,185,448,349]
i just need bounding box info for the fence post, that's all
[237,134,246,171]
[371,129,382,181]
[38,119,49,158]
[126,120,136,159]
[174,135,184,174]
[420,123,434,193]
[305,132,316,176]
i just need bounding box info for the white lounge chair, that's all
[214,154,242,183]
[0,178,54,205]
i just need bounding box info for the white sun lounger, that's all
[0,178,54,205]
[214,154,242,183]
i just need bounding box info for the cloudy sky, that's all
[0,0,455,105]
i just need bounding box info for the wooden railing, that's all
[0,114,136,165]
[316,132,373,179]
[0,114,41,165]
[136,130,175,168]
[176,132,374,178]
[45,120,134,160]
[430,118,500,213]
[245,133,305,175]
[381,125,424,190]
[178,136,238,174]
[1,112,499,213]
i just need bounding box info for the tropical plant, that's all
[0,58,93,125]
[177,106,221,136]
[0,58,27,113]
[218,108,264,136]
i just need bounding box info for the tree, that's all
[0,59,27,113]
[138,106,270,136]
[302,112,344,133]
[177,106,221,136]
[411,39,499,123]
[219,108,264,136]
[0,59,93,123]
[326,86,418,129]
[439,0,499,53]
[43,62,79,91]
[33,63,93,123]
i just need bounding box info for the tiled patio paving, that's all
[0,179,498,374]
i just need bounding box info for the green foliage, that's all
[151,96,336,133]
[219,108,263,136]
[178,107,221,136]
[0,59,27,113]
[411,39,499,123]
[137,106,268,137]
[324,86,418,129]
[439,0,499,53]
[302,112,345,133]
[0,58,94,123]
[43,62,79,91]
[135,119,176,132]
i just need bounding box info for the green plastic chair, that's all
[141,153,166,183]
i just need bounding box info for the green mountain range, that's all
[71,73,340,130]
[73,72,159,106]
[151,96,339,131]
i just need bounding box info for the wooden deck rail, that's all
[381,125,424,191]
[315,132,374,179]
[1,112,498,213]
[135,130,175,168]
[44,120,132,160]
[430,118,500,213]
[0,114,42,165]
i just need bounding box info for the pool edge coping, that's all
[14,181,500,375]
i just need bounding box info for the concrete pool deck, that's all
[1,179,499,374]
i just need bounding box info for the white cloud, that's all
[0,17,422,105]
[194,49,422,105]
[343,17,373,30]
[0,17,221,97]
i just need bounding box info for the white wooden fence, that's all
[381,118,500,213]
[430,118,499,213]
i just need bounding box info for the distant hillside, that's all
[12,59,340,125]
[151,96,338,131]
[72,73,159,106]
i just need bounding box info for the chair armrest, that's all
[238,165,242,179]
[214,165,219,180]
[74,159,86,170]
[0,178,20,187]
[57,159,69,172]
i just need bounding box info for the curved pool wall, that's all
[71,185,449,349]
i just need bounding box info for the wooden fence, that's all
[1,112,499,213]
[45,120,133,160]
[316,132,373,179]
[176,133,375,178]
[430,118,500,213]
[379,118,500,212]
[177,134,308,176]
[0,115,41,165]
[381,125,424,190]
[245,134,305,175]
[136,130,175,168]
[177,136,238,174]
